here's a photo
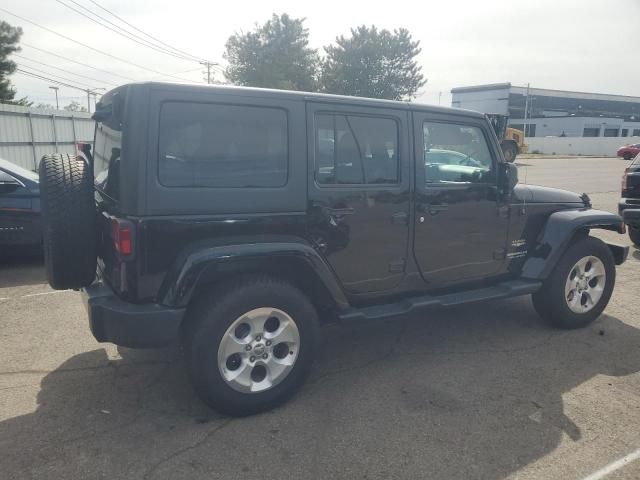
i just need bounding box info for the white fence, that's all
[0,103,94,171]
[526,136,638,156]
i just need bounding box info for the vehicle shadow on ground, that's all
[0,251,46,288]
[2,298,640,479]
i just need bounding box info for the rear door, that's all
[412,112,509,287]
[306,102,411,294]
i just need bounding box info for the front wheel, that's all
[184,276,319,416]
[532,236,615,329]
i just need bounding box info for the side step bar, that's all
[338,279,542,322]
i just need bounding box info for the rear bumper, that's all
[82,281,184,348]
[619,199,640,218]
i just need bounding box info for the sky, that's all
[3,0,640,109]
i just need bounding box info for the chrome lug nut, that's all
[266,340,272,346]
[245,345,252,351]
[262,353,268,359]
[250,356,256,362]
[256,334,262,341]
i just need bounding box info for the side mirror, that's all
[501,162,518,193]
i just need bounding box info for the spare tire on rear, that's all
[39,153,97,290]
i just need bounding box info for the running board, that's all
[338,279,542,322]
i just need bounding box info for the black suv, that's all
[38,83,628,416]
[619,154,640,246]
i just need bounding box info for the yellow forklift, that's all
[487,114,528,162]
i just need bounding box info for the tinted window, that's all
[423,122,494,184]
[315,113,398,185]
[94,89,124,201]
[158,102,287,188]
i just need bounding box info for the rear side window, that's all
[158,102,288,188]
[94,90,124,201]
[315,113,399,185]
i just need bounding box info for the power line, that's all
[16,64,97,90]
[14,53,119,87]
[21,42,137,82]
[87,0,211,63]
[0,7,200,83]
[54,0,203,63]
[16,68,101,93]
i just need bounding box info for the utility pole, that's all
[438,91,442,105]
[84,88,105,113]
[49,86,59,109]
[523,83,530,141]
[200,61,219,84]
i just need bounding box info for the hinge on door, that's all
[493,248,507,260]
[388,259,406,273]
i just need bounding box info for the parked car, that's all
[619,154,640,245]
[617,144,640,160]
[38,83,628,416]
[0,158,41,250]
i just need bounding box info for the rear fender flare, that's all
[521,209,625,280]
[157,238,349,310]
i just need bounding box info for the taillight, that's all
[622,168,629,192]
[111,218,134,257]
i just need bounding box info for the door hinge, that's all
[388,259,406,273]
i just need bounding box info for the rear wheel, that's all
[532,236,615,329]
[184,276,319,416]
[38,154,96,289]
[629,225,640,247]
[623,152,632,160]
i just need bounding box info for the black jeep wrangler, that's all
[38,83,628,416]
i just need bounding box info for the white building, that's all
[451,83,640,139]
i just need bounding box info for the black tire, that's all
[629,225,640,247]
[623,152,632,160]
[184,276,319,416]
[532,236,615,329]
[39,154,96,290]
[502,141,517,163]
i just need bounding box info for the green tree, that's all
[64,100,87,112]
[224,13,319,91]
[0,20,23,103]
[321,26,426,100]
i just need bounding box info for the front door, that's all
[307,102,411,294]
[412,113,509,287]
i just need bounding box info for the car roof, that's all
[110,81,487,119]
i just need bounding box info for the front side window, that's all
[423,122,494,184]
[315,113,399,185]
[158,102,288,188]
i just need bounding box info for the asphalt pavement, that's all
[1,156,639,480]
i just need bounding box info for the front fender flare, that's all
[157,238,349,310]
[521,209,625,280]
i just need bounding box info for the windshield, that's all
[93,87,125,202]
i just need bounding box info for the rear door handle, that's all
[391,211,408,225]
[428,204,448,215]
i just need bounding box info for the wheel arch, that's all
[157,239,349,313]
[521,209,627,280]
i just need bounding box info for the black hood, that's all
[514,184,585,205]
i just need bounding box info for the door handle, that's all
[327,207,355,216]
[428,204,448,215]
[391,211,408,225]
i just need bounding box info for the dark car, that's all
[37,83,628,416]
[0,158,41,250]
[619,154,640,245]
[617,144,640,160]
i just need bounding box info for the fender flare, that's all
[521,209,625,280]
[157,236,349,309]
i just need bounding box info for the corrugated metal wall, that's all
[0,103,94,171]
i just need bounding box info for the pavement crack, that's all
[142,419,234,479]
